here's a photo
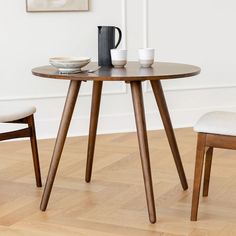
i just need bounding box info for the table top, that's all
[32,62,201,82]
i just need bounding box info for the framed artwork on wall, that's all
[26,0,89,12]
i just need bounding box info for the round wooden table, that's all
[32,62,200,223]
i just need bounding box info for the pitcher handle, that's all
[114,27,122,49]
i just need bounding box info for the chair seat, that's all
[194,111,236,136]
[0,105,36,123]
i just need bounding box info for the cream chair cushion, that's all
[0,105,36,123]
[194,111,236,136]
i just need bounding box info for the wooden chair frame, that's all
[0,114,42,187]
[191,132,236,221]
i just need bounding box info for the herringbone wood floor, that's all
[1,128,236,235]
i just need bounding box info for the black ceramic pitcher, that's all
[98,26,122,67]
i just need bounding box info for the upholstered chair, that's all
[0,105,42,187]
[191,111,236,221]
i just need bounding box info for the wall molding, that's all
[0,83,128,102]
[3,103,236,140]
[144,82,236,93]
[1,83,236,102]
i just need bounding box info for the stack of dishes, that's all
[49,57,91,73]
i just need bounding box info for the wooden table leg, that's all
[85,81,103,182]
[40,80,81,211]
[151,80,188,190]
[130,81,156,224]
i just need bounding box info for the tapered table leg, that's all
[130,81,156,224]
[40,80,81,211]
[85,81,103,182]
[151,80,188,190]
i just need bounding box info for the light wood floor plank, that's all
[0,128,236,235]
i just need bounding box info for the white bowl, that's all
[49,57,91,73]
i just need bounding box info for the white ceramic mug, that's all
[138,48,155,68]
[110,49,127,68]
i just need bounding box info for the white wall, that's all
[1,0,236,139]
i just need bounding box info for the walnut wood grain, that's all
[85,81,103,182]
[192,132,236,221]
[40,80,81,211]
[0,128,31,141]
[32,62,200,82]
[191,133,206,221]
[130,81,156,223]
[151,80,188,191]
[206,134,236,150]
[27,115,42,187]
[203,147,213,197]
[32,61,201,223]
[0,115,42,187]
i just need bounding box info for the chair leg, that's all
[27,114,42,187]
[203,147,213,197]
[191,133,207,221]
